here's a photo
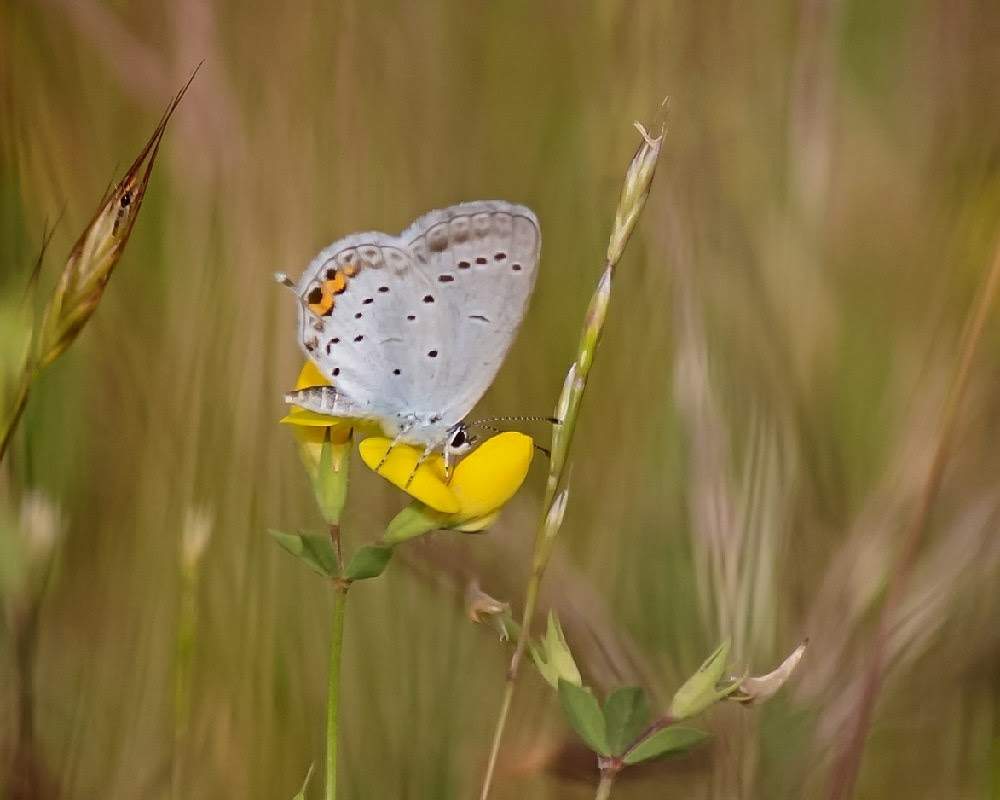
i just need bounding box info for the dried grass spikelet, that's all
[0,69,198,463]
[35,68,198,371]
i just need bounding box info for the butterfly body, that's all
[285,200,541,454]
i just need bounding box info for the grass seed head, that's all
[606,121,664,266]
[35,69,198,371]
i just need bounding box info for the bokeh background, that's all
[3,1,1000,798]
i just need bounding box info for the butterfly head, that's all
[443,422,477,471]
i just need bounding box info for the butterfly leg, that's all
[373,424,416,474]
[404,443,439,489]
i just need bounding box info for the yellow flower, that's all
[359,432,535,542]
[280,362,354,523]
[280,362,534,538]
[358,439,460,513]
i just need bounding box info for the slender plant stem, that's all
[479,122,663,800]
[827,236,1000,799]
[326,585,348,800]
[171,568,198,799]
[480,681,514,798]
[330,522,343,573]
[0,367,33,463]
[622,714,675,761]
[594,771,617,800]
[479,551,545,799]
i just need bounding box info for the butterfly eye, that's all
[448,427,475,455]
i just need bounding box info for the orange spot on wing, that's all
[326,272,348,294]
[307,270,352,316]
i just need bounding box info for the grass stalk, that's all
[171,567,197,798]
[826,234,1000,799]
[479,120,664,800]
[0,72,195,465]
[0,366,33,463]
[172,508,210,799]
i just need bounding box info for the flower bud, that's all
[529,611,582,689]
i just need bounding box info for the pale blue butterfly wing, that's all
[293,200,540,445]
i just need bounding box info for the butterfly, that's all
[280,200,541,469]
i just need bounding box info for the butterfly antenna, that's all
[470,415,562,427]
[472,421,551,459]
[275,271,326,327]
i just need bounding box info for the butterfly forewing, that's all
[294,200,540,443]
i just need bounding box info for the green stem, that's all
[479,553,544,799]
[171,568,198,799]
[479,679,513,800]
[594,770,616,800]
[326,585,348,800]
[479,124,662,800]
[0,366,33,463]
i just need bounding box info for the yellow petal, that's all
[280,408,340,427]
[448,432,534,519]
[296,361,330,389]
[358,437,460,514]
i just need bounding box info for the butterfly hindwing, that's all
[402,201,540,425]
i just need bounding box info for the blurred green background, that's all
[2,1,1000,798]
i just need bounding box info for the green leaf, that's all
[291,762,314,799]
[344,543,393,580]
[603,686,650,756]
[383,503,446,543]
[310,439,351,525]
[269,529,338,577]
[557,680,609,756]
[670,640,733,720]
[623,726,709,765]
